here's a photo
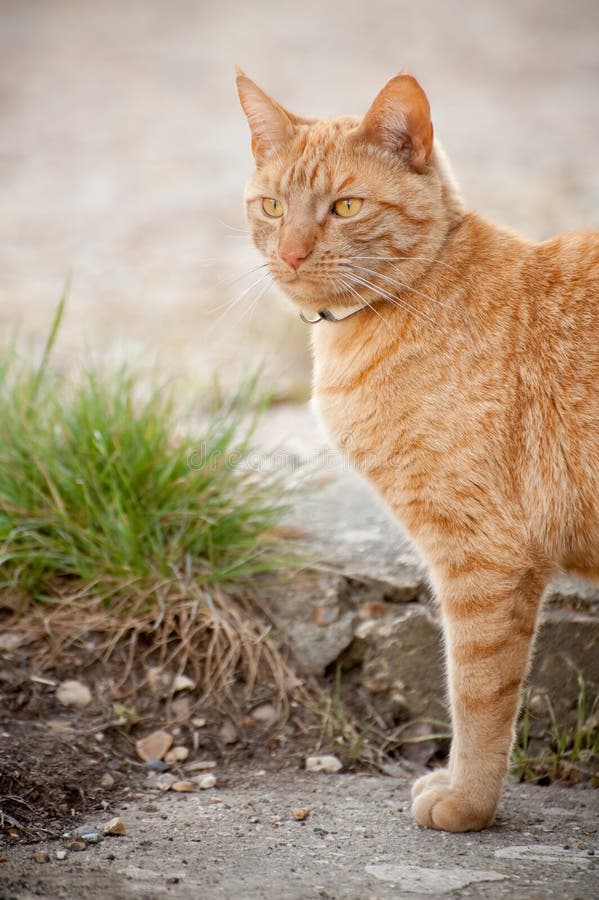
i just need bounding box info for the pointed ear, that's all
[358,74,434,173]
[236,69,297,165]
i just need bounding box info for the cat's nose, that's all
[281,247,310,270]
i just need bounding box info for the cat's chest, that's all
[311,337,433,481]
[314,377,413,478]
[310,325,487,506]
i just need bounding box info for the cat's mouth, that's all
[271,264,351,309]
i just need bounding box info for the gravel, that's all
[3,773,597,899]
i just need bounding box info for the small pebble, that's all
[194,773,217,790]
[55,849,67,860]
[73,825,101,844]
[165,746,189,764]
[56,679,92,708]
[564,838,584,850]
[146,758,171,773]
[103,817,127,836]
[83,832,101,844]
[100,773,116,790]
[291,808,311,821]
[250,702,278,724]
[0,632,22,652]
[136,730,173,762]
[218,720,238,745]
[67,839,87,852]
[156,773,177,791]
[172,674,195,693]
[172,696,191,720]
[188,760,217,772]
[34,851,50,864]
[172,781,196,793]
[305,755,343,774]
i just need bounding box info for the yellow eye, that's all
[333,197,363,218]
[262,197,284,218]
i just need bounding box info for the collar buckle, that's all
[299,310,325,324]
[299,303,367,325]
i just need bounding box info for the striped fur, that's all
[237,71,599,832]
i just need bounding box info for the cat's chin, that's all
[271,268,360,311]
[278,281,346,312]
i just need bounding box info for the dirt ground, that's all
[0,615,309,845]
[2,532,597,900]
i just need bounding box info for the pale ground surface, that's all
[2,773,598,899]
[1,1,599,897]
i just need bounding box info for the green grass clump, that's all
[511,674,599,787]
[0,307,289,608]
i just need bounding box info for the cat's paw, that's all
[411,768,450,800]
[411,781,496,832]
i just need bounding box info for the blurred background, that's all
[1,0,598,392]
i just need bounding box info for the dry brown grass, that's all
[4,581,307,728]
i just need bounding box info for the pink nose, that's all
[281,247,310,270]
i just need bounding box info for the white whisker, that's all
[207,271,271,330]
[231,275,275,331]
[344,271,434,325]
[206,264,270,313]
[346,263,444,310]
[337,277,402,342]
[350,254,460,275]
[216,219,251,234]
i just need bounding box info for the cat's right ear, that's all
[358,73,434,173]
[236,69,296,165]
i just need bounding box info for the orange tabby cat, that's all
[236,70,599,832]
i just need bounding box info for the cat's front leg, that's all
[411,563,547,832]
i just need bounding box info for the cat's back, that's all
[532,229,599,302]
[454,219,599,397]
[520,229,599,390]
[526,230,599,335]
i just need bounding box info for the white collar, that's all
[299,301,368,324]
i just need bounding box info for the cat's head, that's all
[237,71,464,319]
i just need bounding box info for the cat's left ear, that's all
[358,74,434,173]
[236,69,298,165]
